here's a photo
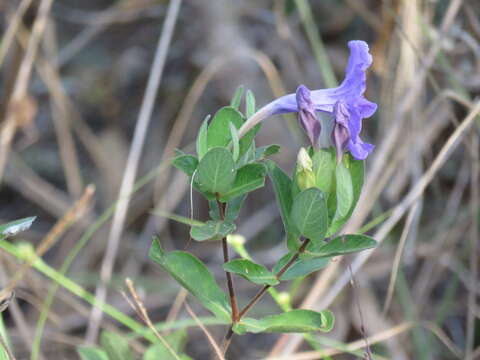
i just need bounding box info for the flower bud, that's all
[277,292,291,307]
[296,85,321,147]
[331,101,351,163]
[227,234,246,247]
[296,148,316,191]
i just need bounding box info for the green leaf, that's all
[233,309,334,334]
[0,345,9,360]
[207,107,244,149]
[208,196,246,221]
[190,220,236,241]
[219,164,266,201]
[196,147,236,195]
[208,200,221,220]
[266,161,294,236]
[172,154,198,177]
[272,253,329,280]
[327,163,354,236]
[349,156,365,209]
[229,122,240,162]
[305,234,377,257]
[223,259,279,286]
[254,144,281,161]
[100,331,134,360]
[238,124,260,158]
[196,115,210,159]
[230,85,244,110]
[312,148,335,194]
[143,330,187,360]
[291,188,328,241]
[0,217,36,237]
[225,195,246,221]
[77,347,109,360]
[245,90,256,118]
[149,238,231,322]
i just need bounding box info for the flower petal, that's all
[348,137,374,160]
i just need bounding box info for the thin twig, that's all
[86,0,182,342]
[123,278,181,360]
[185,302,225,360]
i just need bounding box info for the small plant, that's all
[149,40,379,355]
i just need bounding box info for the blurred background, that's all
[1,0,479,359]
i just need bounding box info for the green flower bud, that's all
[296,148,316,191]
[226,234,246,247]
[277,292,291,307]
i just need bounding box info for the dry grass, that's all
[0,1,479,359]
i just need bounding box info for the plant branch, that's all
[216,198,239,323]
[222,238,311,354]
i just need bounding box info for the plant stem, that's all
[216,198,239,322]
[222,238,311,354]
[238,238,310,318]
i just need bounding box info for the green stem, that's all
[0,240,156,344]
[30,162,169,359]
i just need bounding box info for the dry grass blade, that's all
[122,278,181,360]
[265,322,414,360]
[382,202,419,315]
[86,0,182,342]
[0,0,34,67]
[0,0,54,183]
[184,302,225,360]
[466,135,479,359]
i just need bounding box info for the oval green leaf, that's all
[273,253,329,280]
[77,347,109,360]
[223,259,279,286]
[327,163,353,236]
[266,161,295,236]
[143,330,187,360]
[305,234,377,257]
[100,331,134,360]
[219,164,266,202]
[207,107,244,149]
[291,188,328,241]
[172,154,198,177]
[232,309,334,334]
[196,115,210,159]
[149,238,231,322]
[196,147,236,195]
[190,220,236,241]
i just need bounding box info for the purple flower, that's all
[238,40,377,160]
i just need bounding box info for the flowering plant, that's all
[150,40,378,356]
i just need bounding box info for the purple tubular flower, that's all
[238,40,377,160]
[296,85,321,146]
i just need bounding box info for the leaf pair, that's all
[149,238,335,335]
